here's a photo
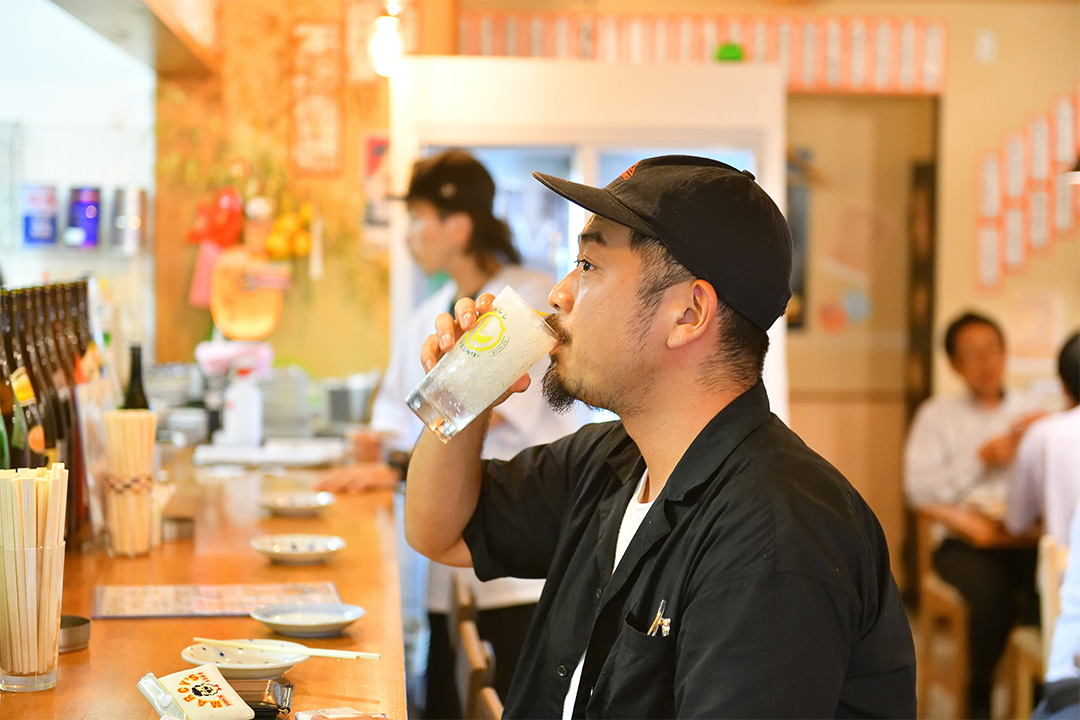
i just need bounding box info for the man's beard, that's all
[541,359,578,414]
[539,313,643,417]
[541,313,579,413]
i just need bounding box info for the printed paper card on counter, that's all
[156,663,254,720]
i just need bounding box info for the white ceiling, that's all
[0,0,152,88]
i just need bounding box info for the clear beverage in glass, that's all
[406,285,556,443]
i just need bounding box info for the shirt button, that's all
[557,664,568,677]
[595,587,602,599]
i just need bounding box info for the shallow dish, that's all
[180,639,309,680]
[250,533,346,564]
[251,602,366,638]
[258,491,335,518]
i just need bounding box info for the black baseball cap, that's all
[405,149,496,218]
[533,155,793,331]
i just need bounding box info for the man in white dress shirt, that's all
[319,150,583,717]
[904,311,1046,718]
[1005,331,1080,546]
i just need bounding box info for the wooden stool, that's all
[997,535,1069,719]
[998,625,1042,720]
[916,510,970,719]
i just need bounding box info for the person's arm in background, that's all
[1003,422,1047,534]
[904,401,986,506]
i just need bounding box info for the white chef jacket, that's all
[371,264,586,612]
[1005,405,1080,546]
[904,389,1044,509]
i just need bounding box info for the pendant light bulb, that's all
[369,15,402,78]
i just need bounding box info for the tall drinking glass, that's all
[0,542,66,691]
[406,286,557,443]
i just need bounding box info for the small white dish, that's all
[258,491,335,518]
[180,639,309,680]
[251,602,366,638]
[250,533,346,564]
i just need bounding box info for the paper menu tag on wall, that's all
[156,663,254,719]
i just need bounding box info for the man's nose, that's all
[548,269,578,313]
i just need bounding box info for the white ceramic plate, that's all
[250,602,367,638]
[180,639,309,680]
[258,491,335,518]
[250,534,346,564]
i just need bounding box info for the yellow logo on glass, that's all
[465,311,505,352]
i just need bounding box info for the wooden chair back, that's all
[476,686,504,720]
[455,618,495,720]
[1037,534,1070,665]
[913,507,970,719]
[448,570,477,652]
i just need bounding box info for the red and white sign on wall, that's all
[459,11,948,95]
[290,21,344,176]
[975,92,1079,292]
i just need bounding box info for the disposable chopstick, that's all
[0,465,68,673]
[192,637,381,660]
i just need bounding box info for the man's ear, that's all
[445,211,474,251]
[667,280,718,350]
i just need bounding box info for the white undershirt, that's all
[561,470,656,720]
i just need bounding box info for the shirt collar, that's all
[602,380,774,501]
[663,380,773,502]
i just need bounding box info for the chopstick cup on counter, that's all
[192,637,380,660]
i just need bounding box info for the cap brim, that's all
[532,172,658,239]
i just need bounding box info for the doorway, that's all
[784,93,939,592]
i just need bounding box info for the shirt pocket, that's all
[587,612,675,719]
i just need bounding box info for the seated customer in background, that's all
[1005,331,1080,546]
[904,311,1047,719]
[1031,497,1080,720]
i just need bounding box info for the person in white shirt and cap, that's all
[319,149,584,718]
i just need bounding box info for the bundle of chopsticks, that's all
[103,410,157,556]
[0,464,69,676]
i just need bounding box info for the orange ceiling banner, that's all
[458,11,947,96]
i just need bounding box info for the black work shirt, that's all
[462,382,916,718]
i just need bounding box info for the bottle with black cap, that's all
[123,343,150,410]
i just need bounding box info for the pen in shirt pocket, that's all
[647,599,670,637]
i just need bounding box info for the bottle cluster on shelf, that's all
[0,279,107,543]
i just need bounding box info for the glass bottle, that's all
[47,282,89,543]
[5,290,48,466]
[123,343,150,410]
[73,279,103,384]
[31,286,72,467]
[0,290,28,468]
[0,291,31,468]
[23,288,64,466]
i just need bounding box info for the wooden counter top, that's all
[0,454,407,719]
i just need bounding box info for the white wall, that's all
[0,0,156,370]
